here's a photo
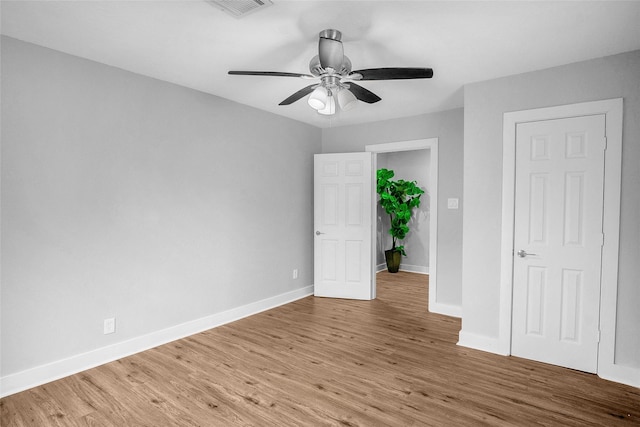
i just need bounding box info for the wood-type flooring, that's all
[2,271,639,426]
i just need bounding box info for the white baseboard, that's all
[429,302,462,318]
[598,361,640,389]
[457,330,509,356]
[400,264,429,274]
[376,263,429,274]
[0,285,314,398]
[458,330,639,388]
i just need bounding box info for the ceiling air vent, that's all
[208,0,273,18]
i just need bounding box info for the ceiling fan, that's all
[228,29,434,115]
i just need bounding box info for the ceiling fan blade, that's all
[279,84,317,106]
[318,37,344,71]
[347,83,381,104]
[351,67,434,80]
[229,71,314,79]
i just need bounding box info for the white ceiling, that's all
[2,1,640,128]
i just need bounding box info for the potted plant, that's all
[376,168,425,273]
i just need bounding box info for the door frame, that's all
[365,138,442,313]
[499,98,622,377]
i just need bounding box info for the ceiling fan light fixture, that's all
[337,88,358,111]
[318,94,336,115]
[308,86,328,110]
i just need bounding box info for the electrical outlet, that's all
[103,317,116,335]
[293,269,299,279]
[447,198,459,209]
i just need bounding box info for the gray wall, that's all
[322,108,464,308]
[1,37,321,376]
[377,150,431,271]
[462,50,640,368]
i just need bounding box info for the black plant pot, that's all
[384,249,402,273]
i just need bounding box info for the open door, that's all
[314,152,374,300]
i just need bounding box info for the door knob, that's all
[315,231,325,236]
[517,249,537,258]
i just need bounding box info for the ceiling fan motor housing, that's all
[311,28,352,77]
[309,55,352,77]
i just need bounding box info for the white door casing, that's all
[314,153,375,300]
[511,115,605,373]
[499,98,628,386]
[365,139,449,316]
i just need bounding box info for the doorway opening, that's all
[366,139,438,310]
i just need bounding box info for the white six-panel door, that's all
[511,114,606,373]
[314,153,374,300]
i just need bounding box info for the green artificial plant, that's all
[376,168,425,256]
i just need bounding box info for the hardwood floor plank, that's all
[2,271,639,426]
